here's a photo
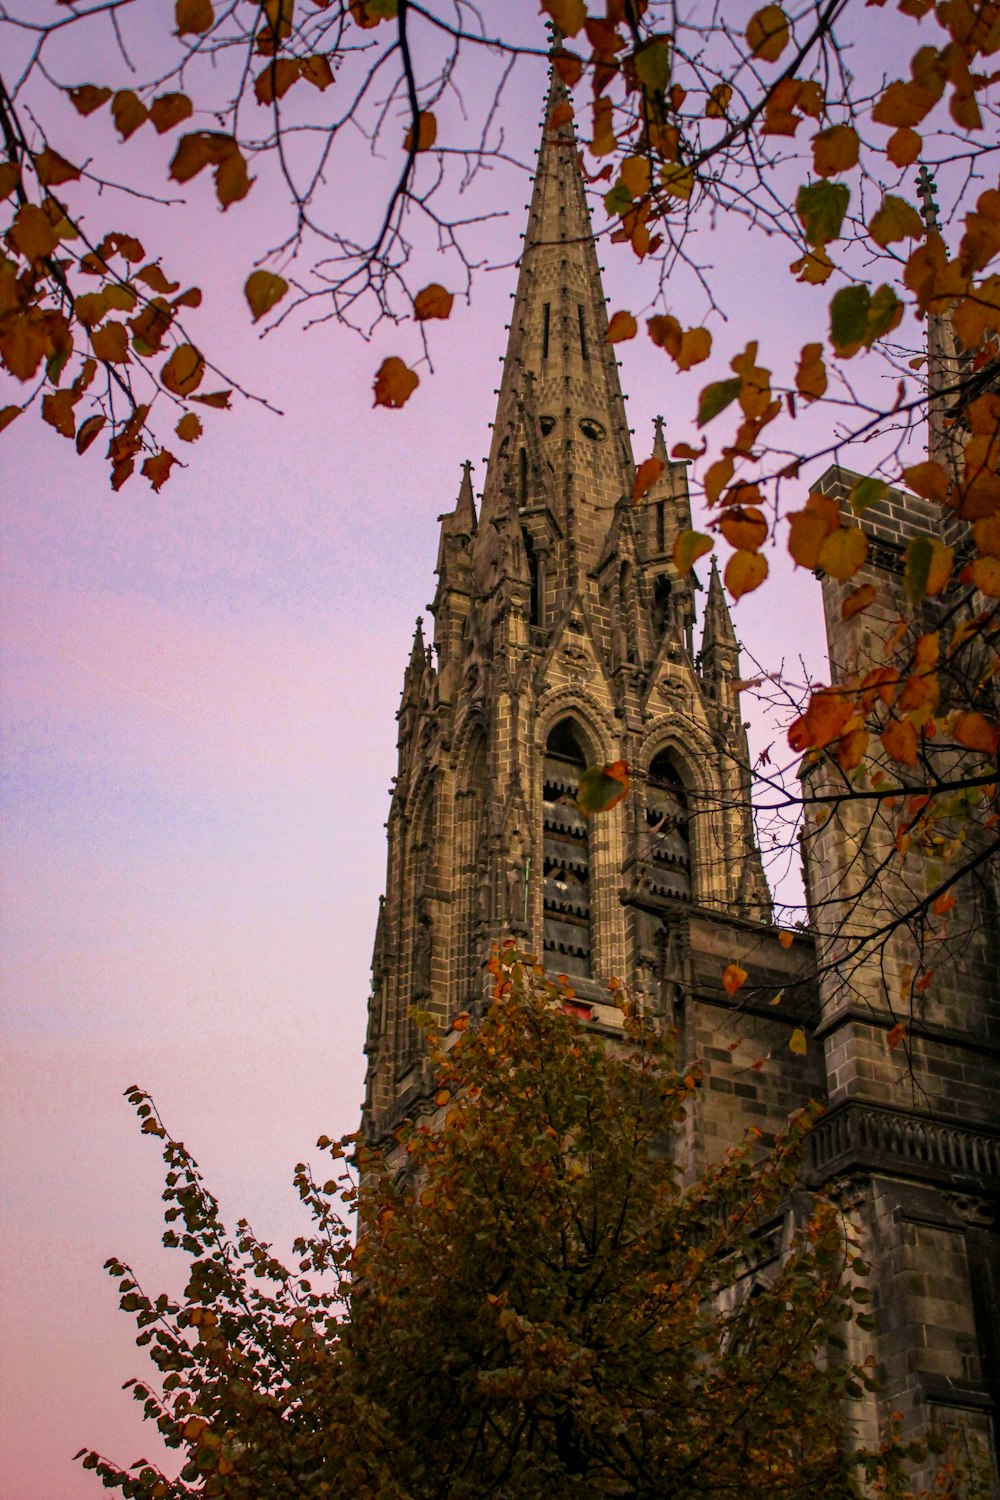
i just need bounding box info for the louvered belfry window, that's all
[543,720,592,977]
[646,752,691,900]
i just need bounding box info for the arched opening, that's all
[455,731,488,1007]
[651,574,672,638]
[646,750,691,901]
[542,719,592,977]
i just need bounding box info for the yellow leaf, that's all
[632,456,664,503]
[540,0,587,37]
[591,97,617,157]
[607,310,637,342]
[706,83,732,117]
[722,963,747,997]
[789,1027,807,1056]
[903,459,949,502]
[869,195,924,248]
[725,550,768,600]
[971,556,1000,596]
[676,326,712,370]
[790,247,834,284]
[746,4,790,63]
[404,111,437,153]
[176,0,214,35]
[660,163,693,200]
[673,529,713,574]
[413,283,454,320]
[811,124,859,178]
[245,269,289,322]
[619,154,651,197]
[161,343,205,396]
[373,356,419,409]
[817,524,868,581]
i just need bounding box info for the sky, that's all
[0,4,930,1495]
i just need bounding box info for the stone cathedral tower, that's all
[363,73,999,1484]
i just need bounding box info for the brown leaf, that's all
[795,342,827,401]
[811,124,859,177]
[842,582,877,620]
[75,413,106,454]
[373,356,419,409]
[553,49,584,87]
[404,111,437,153]
[68,85,111,117]
[42,389,78,439]
[300,55,335,91]
[111,90,149,141]
[7,202,61,262]
[255,59,302,105]
[138,264,181,295]
[90,321,130,363]
[34,148,81,188]
[413,283,454,321]
[141,448,178,492]
[176,0,214,34]
[591,97,617,157]
[0,309,55,380]
[161,343,205,396]
[149,93,194,134]
[175,412,203,442]
[746,4,790,62]
[0,404,22,434]
[192,389,231,408]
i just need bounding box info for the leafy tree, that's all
[77,949,981,1499]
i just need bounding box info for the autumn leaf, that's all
[42,389,78,439]
[788,688,854,752]
[725,550,768,600]
[607,310,637,342]
[795,342,827,401]
[842,583,876,620]
[778,930,794,949]
[68,84,111,116]
[404,111,437,153]
[868,195,924,248]
[706,83,732,118]
[746,5,790,63]
[175,412,203,442]
[34,148,80,188]
[255,59,302,105]
[932,890,956,916]
[90,322,130,364]
[971,556,1000,597]
[817,525,868,581]
[245,270,289,322]
[577,761,630,815]
[141,448,178,492]
[413,284,454,321]
[552,49,584,87]
[904,535,953,604]
[886,1022,906,1051]
[789,1027,807,1056]
[161,343,205,396]
[697,378,741,427]
[811,124,859,178]
[176,0,214,35]
[952,711,999,755]
[903,460,949,502]
[169,132,252,208]
[633,38,672,94]
[719,506,767,552]
[541,0,587,37]
[632,456,664,503]
[373,356,419,409]
[75,414,106,454]
[790,247,834,283]
[149,93,194,134]
[0,405,22,434]
[673,530,713,575]
[881,717,919,766]
[659,164,693,200]
[886,126,922,167]
[112,90,148,141]
[722,963,747,996]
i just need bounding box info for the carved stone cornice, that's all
[808,1098,1000,1195]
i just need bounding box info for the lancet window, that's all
[542,719,592,977]
[646,751,691,901]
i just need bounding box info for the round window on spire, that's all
[578,417,607,442]
[539,415,556,436]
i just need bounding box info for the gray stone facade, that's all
[362,72,999,1490]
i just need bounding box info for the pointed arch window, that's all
[646,752,691,901]
[543,720,591,977]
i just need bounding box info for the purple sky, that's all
[0,7,930,1493]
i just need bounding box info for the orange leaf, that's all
[176,0,214,35]
[541,0,587,37]
[719,505,767,553]
[413,283,454,321]
[842,582,876,620]
[795,342,827,401]
[971,556,1000,597]
[811,123,859,177]
[373,356,419,409]
[788,688,854,752]
[952,711,999,754]
[836,725,869,771]
[932,890,956,916]
[553,48,584,87]
[881,717,919,766]
[404,111,437,153]
[722,963,747,996]
[903,459,949,502]
[673,529,713,574]
[886,126,921,167]
[632,456,664,503]
[886,1022,906,1050]
[778,930,794,949]
[725,549,768,600]
[607,310,637,342]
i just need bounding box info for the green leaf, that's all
[829,283,870,355]
[604,182,635,218]
[849,476,887,515]
[796,180,849,247]
[904,534,933,606]
[633,37,672,94]
[697,377,741,426]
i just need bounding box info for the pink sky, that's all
[0,5,930,1493]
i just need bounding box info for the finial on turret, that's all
[652,414,668,461]
[916,164,940,232]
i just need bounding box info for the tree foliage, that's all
[76,950,983,1499]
